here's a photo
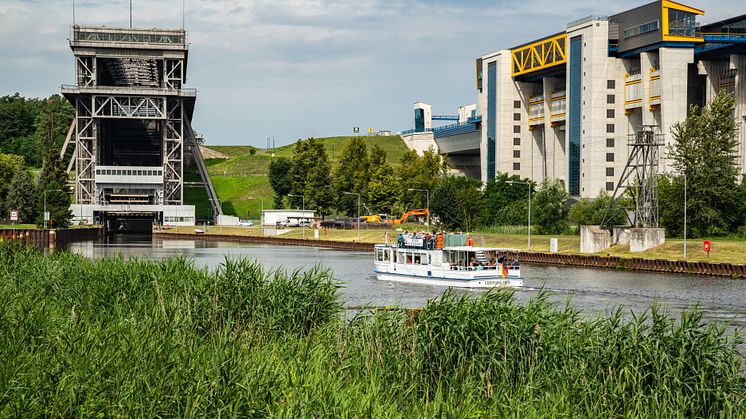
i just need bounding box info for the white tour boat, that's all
[373,233,523,288]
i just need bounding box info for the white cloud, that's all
[0,0,740,144]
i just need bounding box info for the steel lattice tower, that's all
[60,25,222,228]
[602,125,664,229]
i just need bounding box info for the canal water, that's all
[67,235,746,329]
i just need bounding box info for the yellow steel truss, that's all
[661,0,704,43]
[511,34,567,77]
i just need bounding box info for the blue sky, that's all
[0,0,732,147]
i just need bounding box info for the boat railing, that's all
[447,264,520,272]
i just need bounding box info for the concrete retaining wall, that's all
[0,228,102,248]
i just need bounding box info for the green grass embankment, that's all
[183,135,409,220]
[0,243,743,416]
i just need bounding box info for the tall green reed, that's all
[0,242,743,417]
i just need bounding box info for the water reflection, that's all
[66,236,746,329]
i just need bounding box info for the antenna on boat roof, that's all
[182,0,185,29]
[129,0,133,28]
[72,0,76,26]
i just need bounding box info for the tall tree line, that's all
[0,93,74,227]
[268,138,447,218]
[0,94,74,168]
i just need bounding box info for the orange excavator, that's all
[391,208,429,225]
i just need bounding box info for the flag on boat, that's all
[501,262,508,278]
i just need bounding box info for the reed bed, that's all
[0,242,743,417]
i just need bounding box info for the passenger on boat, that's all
[466,235,474,247]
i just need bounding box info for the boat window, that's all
[376,249,384,262]
[413,254,421,265]
[420,254,429,266]
[384,249,390,262]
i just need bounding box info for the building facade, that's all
[477,1,746,197]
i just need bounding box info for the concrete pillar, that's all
[732,54,746,177]
[640,51,657,127]
[580,225,611,253]
[658,47,694,173]
[629,228,665,252]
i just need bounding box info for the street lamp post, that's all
[506,181,532,251]
[288,193,305,238]
[43,189,63,230]
[407,188,430,226]
[684,172,686,260]
[343,191,361,240]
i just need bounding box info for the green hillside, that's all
[184,135,409,220]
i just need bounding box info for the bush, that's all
[532,180,569,234]
[569,190,626,228]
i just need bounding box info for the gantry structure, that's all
[61,25,221,227]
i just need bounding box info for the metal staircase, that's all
[474,250,488,265]
[184,116,223,217]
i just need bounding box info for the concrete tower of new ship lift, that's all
[60,25,222,232]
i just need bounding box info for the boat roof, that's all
[443,246,522,252]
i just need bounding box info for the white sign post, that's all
[10,210,19,222]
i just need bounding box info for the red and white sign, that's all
[9,210,19,221]
[704,240,711,253]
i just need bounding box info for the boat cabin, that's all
[374,244,520,271]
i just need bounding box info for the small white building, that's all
[261,209,316,226]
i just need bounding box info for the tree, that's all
[430,176,484,231]
[483,172,534,226]
[666,91,740,237]
[0,153,24,211]
[304,139,334,217]
[268,157,292,209]
[658,175,686,237]
[5,169,37,223]
[289,140,313,208]
[398,147,447,211]
[532,180,569,234]
[367,145,398,214]
[36,149,72,228]
[333,137,369,216]
[568,190,625,229]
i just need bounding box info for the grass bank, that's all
[0,243,743,416]
[183,136,410,219]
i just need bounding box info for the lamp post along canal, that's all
[684,172,687,260]
[43,189,63,230]
[506,180,531,251]
[343,191,361,240]
[288,193,305,238]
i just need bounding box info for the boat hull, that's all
[374,270,523,289]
